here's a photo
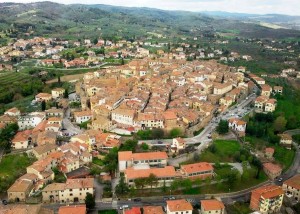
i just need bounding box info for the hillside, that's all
[0,2,300,42]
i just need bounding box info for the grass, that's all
[273,145,296,170]
[98,210,117,214]
[226,202,252,214]
[92,157,104,166]
[0,153,36,192]
[199,140,241,163]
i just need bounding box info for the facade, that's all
[228,118,247,137]
[112,108,136,126]
[137,113,164,129]
[11,130,32,149]
[200,199,225,214]
[278,134,293,149]
[4,107,21,117]
[74,110,92,124]
[18,113,45,130]
[35,93,52,102]
[42,178,94,203]
[282,174,300,201]
[45,108,64,118]
[250,185,284,214]
[118,151,168,172]
[166,199,193,214]
[51,88,65,99]
[7,179,34,202]
[180,162,214,180]
[171,138,186,153]
[213,83,233,95]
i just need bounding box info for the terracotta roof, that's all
[167,199,193,212]
[252,185,284,199]
[5,107,20,114]
[163,111,177,120]
[118,151,168,161]
[7,179,32,192]
[125,166,177,180]
[74,110,92,118]
[278,134,292,141]
[58,205,86,214]
[181,162,214,174]
[263,162,282,174]
[43,183,65,192]
[124,207,141,214]
[284,174,300,190]
[143,206,164,214]
[12,130,32,143]
[265,147,275,154]
[65,178,94,189]
[201,199,225,211]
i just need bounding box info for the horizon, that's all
[1,0,300,16]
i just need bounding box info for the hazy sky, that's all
[1,0,299,15]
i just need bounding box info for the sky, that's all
[1,0,300,16]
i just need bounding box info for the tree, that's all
[151,128,164,139]
[115,173,129,195]
[64,88,69,99]
[134,177,147,192]
[225,170,239,189]
[120,140,138,152]
[141,143,149,151]
[93,38,98,45]
[274,116,287,133]
[216,120,229,134]
[57,75,61,85]
[169,128,182,138]
[85,193,95,209]
[147,173,158,190]
[41,100,46,111]
[103,147,118,175]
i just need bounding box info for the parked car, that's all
[120,205,129,210]
[133,198,141,202]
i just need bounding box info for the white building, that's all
[18,112,45,130]
[166,199,193,214]
[112,108,136,126]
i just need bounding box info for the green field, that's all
[273,145,296,170]
[98,210,117,214]
[199,140,241,163]
[0,153,36,192]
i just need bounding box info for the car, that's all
[169,196,176,200]
[120,205,129,210]
[158,141,163,144]
[2,200,7,205]
[278,177,283,182]
[133,198,141,202]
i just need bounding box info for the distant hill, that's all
[0,2,300,41]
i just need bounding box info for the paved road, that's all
[62,108,83,136]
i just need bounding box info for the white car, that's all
[120,205,129,210]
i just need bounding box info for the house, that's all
[118,151,168,172]
[35,93,52,102]
[171,138,186,153]
[283,174,300,201]
[51,88,65,99]
[228,118,247,137]
[219,96,234,107]
[112,108,136,126]
[265,99,277,113]
[4,107,21,117]
[250,185,284,214]
[143,206,164,214]
[180,162,214,180]
[213,83,233,95]
[42,178,94,204]
[7,179,34,202]
[278,134,293,149]
[200,199,225,214]
[124,166,177,188]
[137,113,164,129]
[32,144,58,160]
[91,116,113,131]
[261,84,272,97]
[74,110,92,124]
[273,86,283,94]
[45,108,64,118]
[18,112,45,130]
[11,130,32,149]
[166,199,193,214]
[0,114,17,125]
[0,204,53,214]
[163,111,178,131]
[58,205,86,214]
[265,147,275,159]
[263,163,282,180]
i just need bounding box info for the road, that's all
[168,93,257,166]
[62,108,83,136]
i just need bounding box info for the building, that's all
[278,134,293,149]
[35,93,52,102]
[265,99,277,113]
[265,147,275,159]
[124,207,141,214]
[51,88,65,99]
[213,83,233,95]
[118,151,168,172]
[4,107,21,117]
[18,113,45,130]
[137,113,164,129]
[263,163,282,180]
[74,110,92,124]
[42,178,94,203]
[180,162,214,180]
[58,205,86,214]
[283,174,300,201]
[171,138,186,153]
[166,199,193,214]
[124,166,177,188]
[273,86,283,94]
[250,185,284,214]
[261,84,272,97]
[112,108,136,126]
[11,130,32,149]
[143,206,164,214]
[45,108,64,118]
[7,179,34,202]
[200,199,225,214]
[0,204,54,214]
[228,118,247,137]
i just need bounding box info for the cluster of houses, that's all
[72,59,252,136]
